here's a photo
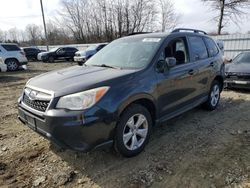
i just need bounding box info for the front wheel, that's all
[203,80,221,111]
[115,104,152,157]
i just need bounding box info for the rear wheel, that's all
[115,104,152,157]
[5,59,19,71]
[203,80,221,110]
[48,56,54,63]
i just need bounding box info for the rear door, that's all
[187,36,212,95]
[203,37,221,90]
[156,36,200,117]
[65,47,77,58]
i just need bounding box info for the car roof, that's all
[22,47,38,49]
[123,30,209,40]
[0,43,18,46]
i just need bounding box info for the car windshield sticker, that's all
[142,38,161,42]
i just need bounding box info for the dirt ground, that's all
[0,62,250,188]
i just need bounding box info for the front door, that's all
[156,36,199,118]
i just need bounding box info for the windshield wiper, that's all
[92,64,121,69]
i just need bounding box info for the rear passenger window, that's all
[204,37,219,57]
[2,45,21,51]
[188,36,208,61]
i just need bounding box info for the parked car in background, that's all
[0,43,28,71]
[74,43,107,63]
[0,57,7,72]
[225,52,250,89]
[22,47,46,61]
[38,47,78,63]
[18,28,224,157]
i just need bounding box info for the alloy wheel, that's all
[210,84,220,107]
[7,60,18,71]
[123,114,148,151]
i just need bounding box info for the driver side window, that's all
[159,37,189,66]
[57,48,65,54]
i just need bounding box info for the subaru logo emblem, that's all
[29,90,38,100]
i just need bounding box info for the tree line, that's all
[0,0,178,46]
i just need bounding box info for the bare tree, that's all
[158,0,179,32]
[58,0,177,43]
[0,29,4,42]
[59,0,87,42]
[7,28,21,43]
[25,24,41,45]
[203,0,250,35]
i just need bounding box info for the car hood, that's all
[27,65,137,97]
[225,62,250,73]
[38,52,49,56]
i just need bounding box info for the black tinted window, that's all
[204,37,219,57]
[66,47,77,52]
[2,44,20,51]
[188,36,208,60]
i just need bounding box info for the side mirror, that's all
[156,57,176,73]
[156,60,168,73]
[166,57,176,68]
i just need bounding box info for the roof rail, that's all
[171,28,207,35]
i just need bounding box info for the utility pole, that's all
[40,0,49,51]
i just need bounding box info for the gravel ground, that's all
[0,62,250,188]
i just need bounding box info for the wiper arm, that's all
[92,64,120,69]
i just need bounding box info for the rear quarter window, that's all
[204,37,219,57]
[2,44,21,51]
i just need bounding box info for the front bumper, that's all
[225,79,250,89]
[19,61,28,65]
[18,101,116,152]
[74,56,86,62]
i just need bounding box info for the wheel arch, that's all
[4,58,20,65]
[117,94,157,126]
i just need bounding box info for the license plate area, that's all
[25,114,36,130]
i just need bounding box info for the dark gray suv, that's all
[18,28,225,157]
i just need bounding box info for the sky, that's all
[0,0,250,34]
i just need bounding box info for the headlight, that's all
[56,87,109,110]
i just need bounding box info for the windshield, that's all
[49,47,59,52]
[233,53,250,64]
[85,45,97,51]
[85,37,163,69]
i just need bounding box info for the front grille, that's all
[23,93,50,112]
[226,72,250,80]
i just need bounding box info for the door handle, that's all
[188,69,195,75]
[210,62,214,67]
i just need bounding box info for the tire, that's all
[5,59,19,71]
[48,56,54,63]
[115,104,152,157]
[203,80,221,111]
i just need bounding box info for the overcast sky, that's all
[0,0,250,34]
